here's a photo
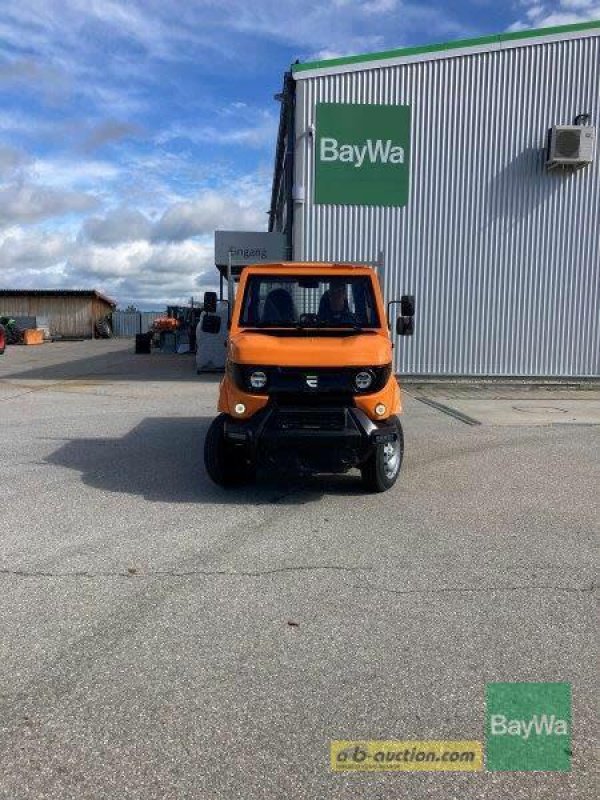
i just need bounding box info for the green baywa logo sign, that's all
[314,103,410,207]
[490,713,568,740]
[486,683,571,772]
[320,137,406,168]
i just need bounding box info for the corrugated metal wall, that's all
[294,34,599,376]
[111,311,162,337]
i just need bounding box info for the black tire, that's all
[95,318,112,338]
[204,414,255,487]
[361,417,404,493]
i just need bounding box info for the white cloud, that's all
[153,190,267,242]
[0,111,63,140]
[0,1,469,81]
[0,226,72,273]
[509,0,600,29]
[0,57,71,103]
[81,207,153,244]
[219,0,471,58]
[66,238,218,305]
[31,157,121,189]
[82,120,143,151]
[362,0,399,13]
[0,169,269,306]
[309,49,351,61]
[0,225,218,306]
[0,145,31,180]
[0,183,99,227]
[156,109,278,151]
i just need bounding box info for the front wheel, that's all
[361,418,404,492]
[204,414,255,487]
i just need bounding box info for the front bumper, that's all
[223,404,399,472]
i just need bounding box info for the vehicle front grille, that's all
[271,408,347,432]
[275,392,354,408]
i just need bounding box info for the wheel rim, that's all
[382,439,401,480]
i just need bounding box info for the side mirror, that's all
[203,291,217,313]
[396,316,414,336]
[201,314,221,334]
[400,294,415,317]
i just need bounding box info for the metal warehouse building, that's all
[0,290,116,339]
[269,21,599,377]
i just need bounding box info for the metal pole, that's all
[227,253,234,324]
[377,249,385,299]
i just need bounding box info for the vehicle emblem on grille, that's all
[306,375,318,388]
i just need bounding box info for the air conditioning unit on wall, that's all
[547,125,596,169]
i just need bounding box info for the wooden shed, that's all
[0,290,116,338]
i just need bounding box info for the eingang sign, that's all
[214,231,287,268]
[314,103,411,207]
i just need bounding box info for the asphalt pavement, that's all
[0,340,597,799]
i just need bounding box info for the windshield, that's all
[239,274,381,329]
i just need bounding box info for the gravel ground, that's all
[0,340,597,799]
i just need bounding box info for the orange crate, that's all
[23,329,44,345]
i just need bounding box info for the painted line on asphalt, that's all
[413,395,482,426]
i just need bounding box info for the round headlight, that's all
[355,370,373,391]
[234,403,246,415]
[375,403,386,417]
[249,370,267,390]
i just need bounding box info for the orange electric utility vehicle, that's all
[202,262,414,492]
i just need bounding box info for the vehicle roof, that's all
[243,261,377,275]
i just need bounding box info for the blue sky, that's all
[0,1,598,308]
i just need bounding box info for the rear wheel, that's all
[361,418,404,492]
[204,414,255,487]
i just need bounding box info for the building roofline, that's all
[291,19,600,78]
[0,289,117,306]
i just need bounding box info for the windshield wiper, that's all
[338,322,366,331]
[316,322,368,332]
[242,321,371,333]
[241,322,297,329]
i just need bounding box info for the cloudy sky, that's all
[0,1,598,309]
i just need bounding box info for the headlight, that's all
[249,370,267,390]
[354,370,374,391]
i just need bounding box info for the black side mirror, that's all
[201,314,221,334]
[203,291,217,313]
[400,294,415,317]
[396,316,414,336]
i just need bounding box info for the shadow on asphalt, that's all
[0,348,221,383]
[45,416,368,504]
